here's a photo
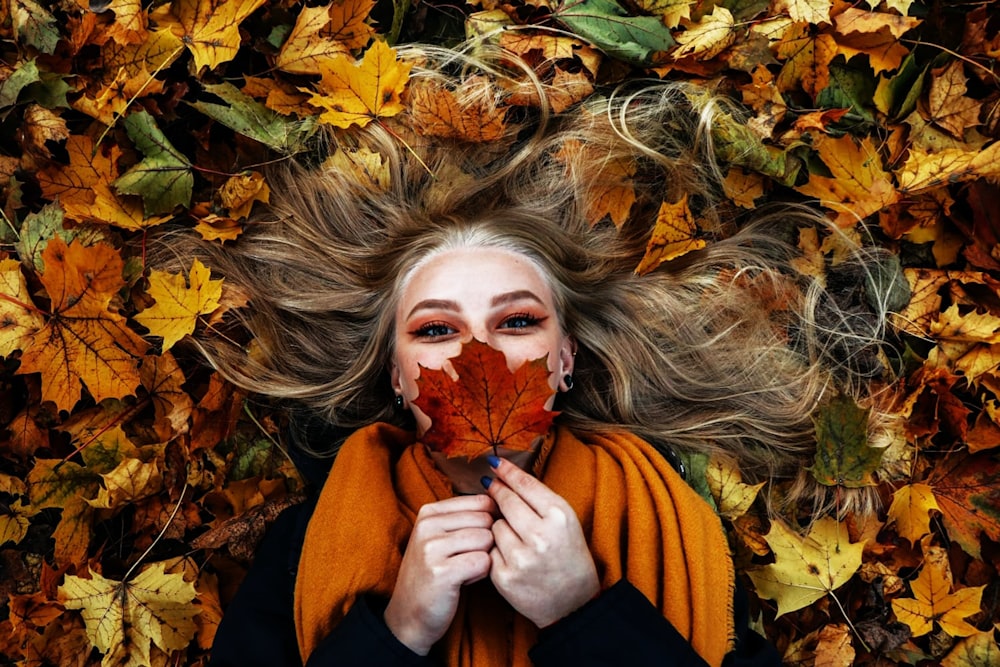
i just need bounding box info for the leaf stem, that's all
[123,479,190,582]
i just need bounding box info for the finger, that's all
[489,458,558,515]
[448,550,492,585]
[490,517,521,554]
[416,510,495,535]
[485,476,540,530]
[417,494,496,518]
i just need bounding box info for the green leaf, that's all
[554,0,676,66]
[675,451,718,511]
[27,460,100,510]
[11,0,60,54]
[25,71,73,109]
[0,58,40,109]
[809,396,883,488]
[189,82,317,154]
[712,111,802,185]
[16,202,109,271]
[816,56,876,124]
[114,111,193,216]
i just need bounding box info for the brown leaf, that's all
[635,195,707,275]
[927,453,1000,559]
[192,493,305,561]
[408,78,508,142]
[924,61,983,139]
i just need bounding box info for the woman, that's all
[194,45,891,666]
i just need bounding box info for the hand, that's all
[484,458,600,628]
[384,494,497,655]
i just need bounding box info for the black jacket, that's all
[210,496,780,666]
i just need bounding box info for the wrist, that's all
[383,602,433,656]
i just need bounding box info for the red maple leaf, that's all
[412,339,558,460]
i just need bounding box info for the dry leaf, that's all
[309,39,411,128]
[891,553,984,638]
[135,259,224,352]
[635,195,707,275]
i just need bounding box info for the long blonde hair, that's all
[163,44,897,509]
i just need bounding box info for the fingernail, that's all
[486,455,501,468]
[480,475,493,489]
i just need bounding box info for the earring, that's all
[563,374,574,391]
[394,395,405,408]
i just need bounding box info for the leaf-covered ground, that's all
[1,0,999,665]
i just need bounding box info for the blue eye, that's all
[501,313,540,330]
[413,322,456,338]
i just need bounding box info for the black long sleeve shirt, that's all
[209,499,780,666]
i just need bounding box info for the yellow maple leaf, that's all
[88,457,163,510]
[104,0,147,45]
[0,259,45,357]
[0,498,34,548]
[59,562,199,667]
[747,516,865,617]
[706,456,765,520]
[309,39,412,129]
[635,195,707,275]
[154,0,267,72]
[776,0,831,24]
[723,167,765,209]
[796,135,899,226]
[629,0,690,28]
[887,483,940,544]
[674,7,737,60]
[135,259,224,352]
[276,0,376,75]
[17,238,148,412]
[897,142,1000,194]
[775,25,837,97]
[892,552,984,637]
[323,146,391,190]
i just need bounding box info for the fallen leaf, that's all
[309,39,411,129]
[747,516,864,616]
[136,260,223,352]
[0,498,34,548]
[635,195,707,275]
[141,351,195,442]
[154,0,267,71]
[832,8,920,74]
[22,104,69,158]
[27,459,100,510]
[408,78,507,142]
[924,61,982,139]
[706,456,765,519]
[941,631,1000,667]
[814,623,855,667]
[887,483,940,545]
[88,457,163,510]
[0,258,45,357]
[722,168,765,208]
[412,339,557,460]
[114,110,193,216]
[891,552,984,637]
[59,561,199,667]
[809,395,884,488]
[775,24,836,97]
[53,496,94,566]
[554,138,636,228]
[629,0,689,28]
[276,0,375,75]
[674,7,737,60]
[927,453,1000,559]
[17,238,148,412]
[218,171,270,220]
[796,135,899,226]
[775,0,831,24]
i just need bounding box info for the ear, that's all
[557,335,576,390]
[389,359,402,394]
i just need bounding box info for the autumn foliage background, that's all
[1,0,1000,664]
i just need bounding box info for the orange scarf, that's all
[294,423,735,666]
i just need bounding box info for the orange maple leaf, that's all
[412,339,557,460]
[554,138,636,228]
[17,237,148,412]
[309,39,412,129]
[408,78,507,142]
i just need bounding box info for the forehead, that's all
[398,246,555,307]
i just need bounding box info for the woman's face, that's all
[392,246,575,435]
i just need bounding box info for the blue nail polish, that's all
[480,475,493,489]
[486,455,501,468]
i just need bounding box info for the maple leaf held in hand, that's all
[412,339,557,460]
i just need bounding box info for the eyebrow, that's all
[406,291,544,319]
